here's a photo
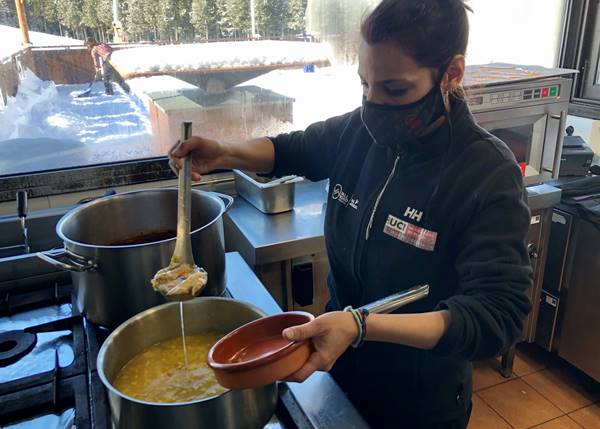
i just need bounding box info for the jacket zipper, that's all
[365,153,401,240]
[351,149,405,295]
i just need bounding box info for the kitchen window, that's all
[0,0,570,206]
[0,0,373,205]
[561,0,600,118]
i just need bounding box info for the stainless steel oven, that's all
[465,69,575,187]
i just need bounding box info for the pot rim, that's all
[55,188,226,250]
[97,297,272,407]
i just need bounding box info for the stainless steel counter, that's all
[224,180,328,266]
[224,180,560,265]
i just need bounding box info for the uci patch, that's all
[383,214,438,251]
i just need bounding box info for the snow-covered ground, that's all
[0,70,155,176]
[0,25,81,61]
[242,65,361,130]
[0,64,362,176]
[111,41,332,77]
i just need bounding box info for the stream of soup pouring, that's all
[180,301,188,367]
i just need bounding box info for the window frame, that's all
[0,158,175,204]
[560,0,600,118]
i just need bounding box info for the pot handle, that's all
[211,192,235,212]
[37,248,97,272]
[360,284,429,314]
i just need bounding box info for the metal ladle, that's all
[151,122,207,301]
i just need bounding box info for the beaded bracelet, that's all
[358,308,370,346]
[343,306,364,348]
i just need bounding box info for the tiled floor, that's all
[468,344,600,429]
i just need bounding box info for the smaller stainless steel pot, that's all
[97,297,278,429]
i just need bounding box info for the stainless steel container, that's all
[233,170,302,214]
[37,189,233,328]
[97,298,278,429]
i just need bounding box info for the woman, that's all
[170,1,532,427]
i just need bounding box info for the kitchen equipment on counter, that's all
[208,284,430,390]
[464,64,576,186]
[233,170,303,214]
[559,126,595,177]
[151,122,207,301]
[36,188,233,328]
[97,297,278,429]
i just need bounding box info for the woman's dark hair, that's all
[361,0,471,73]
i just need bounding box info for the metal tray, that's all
[233,170,303,214]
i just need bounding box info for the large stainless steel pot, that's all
[97,298,278,429]
[37,189,233,328]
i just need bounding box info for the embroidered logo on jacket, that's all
[331,184,359,210]
[404,206,423,222]
[383,214,437,251]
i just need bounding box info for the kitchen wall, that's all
[566,116,600,155]
[467,0,566,67]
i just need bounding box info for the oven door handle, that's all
[549,111,566,178]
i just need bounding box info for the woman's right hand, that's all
[168,136,227,181]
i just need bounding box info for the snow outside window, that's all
[0,0,566,177]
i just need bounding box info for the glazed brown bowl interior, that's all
[207,312,314,372]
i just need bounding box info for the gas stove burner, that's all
[0,316,81,366]
[0,331,36,367]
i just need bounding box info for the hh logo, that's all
[404,206,423,223]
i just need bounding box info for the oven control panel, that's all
[467,84,561,109]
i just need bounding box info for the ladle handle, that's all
[172,122,194,265]
[360,284,429,314]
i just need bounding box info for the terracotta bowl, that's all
[207,311,314,390]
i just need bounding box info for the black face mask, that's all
[360,86,445,149]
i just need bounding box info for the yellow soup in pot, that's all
[112,333,227,403]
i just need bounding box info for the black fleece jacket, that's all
[269,99,532,426]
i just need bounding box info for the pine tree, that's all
[203,0,222,39]
[190,0,206,39]
[0,0,16,26]
[81,0,112,40]
[124,0,160,41]
[256,0,288,39]
[286,0,305,35]
[56,0,84,38]
[178,0,194,41]
[223,0,250,38]
[144,0,162,40]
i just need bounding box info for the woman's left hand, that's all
[282,311,359,382]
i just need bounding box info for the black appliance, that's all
[559,126,594,177]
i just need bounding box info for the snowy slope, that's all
[0,25,81,61]
[110,41,332,77]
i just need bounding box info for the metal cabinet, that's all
[501,208,553,376]
[254,252,330,316]
[555,209,600,382]
[522,209,553,342]
[535,209,574,351]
